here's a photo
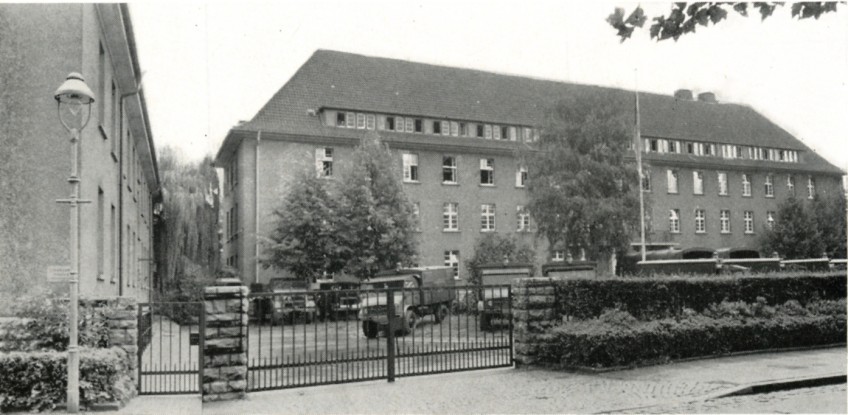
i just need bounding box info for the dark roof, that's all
[220,50,842,175]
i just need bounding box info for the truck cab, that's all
[268,279,317,324]
[358,267,455,338]
[475,264,532,331]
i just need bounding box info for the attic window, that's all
[477,125,484,138]
[336,112,346,127]
[387,116,395,130]
[433,120,442,134]
[414,118,423,133]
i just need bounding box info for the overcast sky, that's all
[129,1,848,175]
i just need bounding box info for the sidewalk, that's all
[116,346,846,414]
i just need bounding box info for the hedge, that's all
[557,272,846,320]
[0,347,134,411]
[539,302,846,369]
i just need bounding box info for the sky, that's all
[129,1,848,175]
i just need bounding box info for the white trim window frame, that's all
[767,211,775,230]
[480,158,495,186]
[315,147,333,177]
[443,202,459,231]
[717,172,728,196]
[720,210,731,234]
[481,204,496,232]
[444,250,460,279]
[744,211,755,234]
[742,173,752,197]
[693,171,704,195]
[516,166,527,188]
[517,205,530,232]
[442,156,457,184]
[402,153,419,183]
[807,176,815,199]
[667,170,679,194]
[765,174,774,198]
[694,209,706,234]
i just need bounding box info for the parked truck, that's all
[476,264,532,331]
[268,279,317,324]
[358,267,455,338]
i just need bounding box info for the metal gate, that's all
[246,284,512,391]
[137,302,205,395]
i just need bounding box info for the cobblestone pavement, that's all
[637,384,847,414]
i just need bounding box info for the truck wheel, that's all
[403,309,418,334]
[434,304,450,323]
[362,321,379,339]
[480,314,491,332]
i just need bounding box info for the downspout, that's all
[255,130,261,284]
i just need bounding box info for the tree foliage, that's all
[336,136,418,279]
[263,135,418,281]
[526,91,641,268]
[153,147,220,295]
[759,193,846,260]
[464,233,537,285]
[608,2,841,42]
[263,168,345,281]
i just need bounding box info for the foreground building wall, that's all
[0,4,158,306]
[214,50,844,284]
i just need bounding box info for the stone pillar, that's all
[202,281,249,402]
[512,278,557,366]
[103,297,140,388]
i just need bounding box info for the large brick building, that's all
[0,4,158,306]
[214,50,843,284]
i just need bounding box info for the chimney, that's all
[697,92,717,103]
[674,89,693,100]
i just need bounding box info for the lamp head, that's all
[54,72,95,105]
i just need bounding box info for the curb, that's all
[601,373,847,414]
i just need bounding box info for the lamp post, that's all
[54,72,95,414]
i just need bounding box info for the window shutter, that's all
[405,118,414,132]
[346,112,355,128]
[484,125,492,139]
[451,122,459,136]
[314,148,323,175]
[440,121,449,135]
[493,126,501,140]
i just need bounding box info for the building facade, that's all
[0,4,159,306]
[214,50,843,285]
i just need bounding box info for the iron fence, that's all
[246,284,512,391]
[137,302,205,395]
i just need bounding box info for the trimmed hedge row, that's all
[557,272,846,320]
[540,309,846,369]
[0,347,134,411]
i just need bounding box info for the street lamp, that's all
[54,72,95,414]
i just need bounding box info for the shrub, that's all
[597,308,637,326]
[542,313,846,369]
[0,347,134,411]
[11,292,111,351]
[556,272,845,320]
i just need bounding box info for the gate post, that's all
[202,278,249,402]
[386,288,395,382]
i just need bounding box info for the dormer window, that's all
[433,121,442,134]
[386,116,395,130]
[477,124,485,138]
[336,112,346,127]
[414,118,423,133]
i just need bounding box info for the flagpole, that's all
[635,71,646,262]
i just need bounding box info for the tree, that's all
[336,135,418,279]
[464,233,537,285]
[263,168,345,281]
[526,91,641,275]
[810,192,847,259]
[760,197,824,259]
[608,2,841,42]
[153,147,220,297]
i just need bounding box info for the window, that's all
[807,176,815,199]
[443,203,459,231]
[667,170,678,194]
[97,187,104,279]
[386,116,395,130]
[669,140,678,153]
[404,117,413,132]
[481,204,496,232]
[395,116,404,131]
[493,126,502,140]
[459,123,468,136]
[412,202,420,232]
[694,209,706,233]
[113,94,122,156]
[767,211,776,230]
[356,113,366,129]
[441,121,450,136]
[717,172,727,195]
[523,127,531,142]
[366,114,375,130]
[484,125,492,139]
[414,118,423,133]
[720,210,731,234]
[517,206,530,232]
[552,250,565,262]
[444,250,460,279]
[742,174,751,196]
[516,166,527,188]
[346,112,355,128]
[97,42,106,125]
[315,147,333,177]
[744,211,754,234]
[433,121,441,134]
[787,175,795,196]
[402,153,419,182]
[451,122,459,136]
[111,204,117,283]
[765,174,774,197]
[508,126,516,141]
[480,158,494,185]
[477,124,485,138]
[641,171,651,192]
[693,171,704,195]
[442,156,457,184]
[110,81,117,139]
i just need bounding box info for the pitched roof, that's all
[223,49,841,175]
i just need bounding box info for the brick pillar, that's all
[202,281,249,402]
[512,278,557,366]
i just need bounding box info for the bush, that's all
[557,272,845,320]
[542,312,846,369]
[0,347,134,411]
[11,292,111,351]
